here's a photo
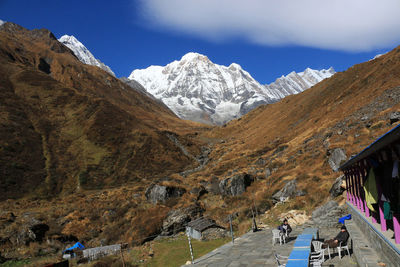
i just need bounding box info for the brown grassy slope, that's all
[0,22,209,200]
[194,46,400,219]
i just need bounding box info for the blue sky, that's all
[1,0,398,84]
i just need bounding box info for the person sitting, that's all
[277,219,292,237]
[322,225,349,248]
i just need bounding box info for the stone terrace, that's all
[186,225,358,267]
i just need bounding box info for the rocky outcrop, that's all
[327,148,347,172]
[219,173,254,196]
[265,168,271,179]
[190,186,207,199]
[201,227,228,240]
[145,184,186,204]
[329,175,346,198]
[312,201,347,227]
[279,210,310,226]
[272,180,305,203]
[160,205,204,236]
[389,111,400,124]
[14,214,49,245]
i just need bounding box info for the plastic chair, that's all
[272,229,284,245]
[312,240,329,260]
[309,250,324,267]
[274,253,288,267]
[337,241,350,258]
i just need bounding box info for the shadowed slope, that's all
[0,22,209,200]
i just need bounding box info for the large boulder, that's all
[312,201,338,219]
[219,173,254,196]
[389,111,400,124]
[272,180,304,203]
[279,210,310,226]
[145,184,186,204]
[14,213,49,245]
[202,176,220,195]
[328,148,347,172]
[190,186,207,199]
[160,205,204,236]
[312,201,347,227]
[329,175,346,198]
[201,228,228,240]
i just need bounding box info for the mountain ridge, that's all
[0,22,207,200]
[58,34,115,76]
[1,21,400,264]
[129,52,335,124]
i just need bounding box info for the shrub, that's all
[79,171,89,185]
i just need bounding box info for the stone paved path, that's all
[186,226,358,267]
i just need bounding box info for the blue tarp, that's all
[338,214,352,224]
[63,242,85,253]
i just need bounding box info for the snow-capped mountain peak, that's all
[181,52,208,62]
[58,35,115,76]
[265,67,335,99]
[128,52,335,125]
[0,19,5,27]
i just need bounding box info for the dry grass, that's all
[1,22,400,265]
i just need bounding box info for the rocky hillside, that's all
[195,44,400,223]
[0,22,208,200]
[0,21,400,265]
[129,52,334,124]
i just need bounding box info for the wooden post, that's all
[253,197,259,224]
[360,163,370,217]
[355,167,362,211]
[353,168,359,209]
[349,169,355,205]
[345,171,350,202]
[357,167,364,212]
[186,227,194,264]
[351,170,359,207]
[120,244,126,267]
[393,214,400,244]
[376,181,387,231]
[229,214,234,244]
[251,207,258,232]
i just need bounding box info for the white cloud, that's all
[138,0,400,51]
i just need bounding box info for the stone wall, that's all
[347,203,400,266]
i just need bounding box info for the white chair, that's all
[309,250,324,267]
[337,241,350,258]
[272,229,284,245]
[312,240,329,260]
[274,253,288,267]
